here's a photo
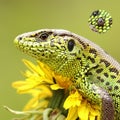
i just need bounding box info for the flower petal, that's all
[50,84,63,90]
[66,106,78,120]
[78,100,89,120]
[64,91,82,109]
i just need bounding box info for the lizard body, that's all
[14,29,120,120]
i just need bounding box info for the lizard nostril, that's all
[14,36,23,45]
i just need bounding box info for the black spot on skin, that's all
[97,76,104,82]
[87,56,95,63]
[110,75,116,79]
[114,85,119,90]
[104,73,109,78]
[79,41,87,49]
[117,79,120,83]
[85,72,93,76]
[80,61,82,66]
[100,78,104,82]
[58,41,62,44]
[112,93,116,97]
[100,59,111,67]
[114,103,119,107]
[61,46,66,50]
[109,67,119,75]
[108,86,112,91]
[89,48,97,56]
[116,95,120,98]
[42,53,44,56]
[106,82,110,85]
[70,53,77,56]
[92,10,100,16]
[59,33,73,37]
[109,18,113,25]
[93,64,99,69]
[96,68,103,73]
[107,86,112,91]
[97,76,101,80]
[76,57,81,60]
[82,53,86,58]
[53,32,57,36]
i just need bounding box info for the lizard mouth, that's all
[14,34,42,58]
[14,33,52,61]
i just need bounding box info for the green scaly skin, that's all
[14,29,120,120]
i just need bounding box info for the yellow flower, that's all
[13,59,53,111]
[12,59,100,120]
[64,90,100,120]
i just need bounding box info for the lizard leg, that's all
[76,78,114,120]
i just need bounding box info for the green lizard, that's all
[14,29,120,120]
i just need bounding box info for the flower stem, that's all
[48,89,68,116]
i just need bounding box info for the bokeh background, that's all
[0,0,120,119]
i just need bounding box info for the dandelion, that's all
[10,59,100,120]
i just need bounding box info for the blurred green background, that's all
[0,0,120,119]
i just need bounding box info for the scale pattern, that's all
[14,29,120,120]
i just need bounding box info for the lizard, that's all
[14,29,120,120]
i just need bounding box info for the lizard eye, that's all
[68,39,75,51]
[40,32,49,40]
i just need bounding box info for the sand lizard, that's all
[14,29,120,120]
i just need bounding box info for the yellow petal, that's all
[89,105,100,120]
[78,100,89,120]
[12,81,32,93]
[50,84,63,90]
[54,75,72,89]
[89,115,95,120]
[23,97,39,111]
[66,106,78,120]
[23,59,44,76]
[12,80,39,93]
[64,91,82,109]
[38,61,54,81]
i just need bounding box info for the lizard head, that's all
[14,29,84,74]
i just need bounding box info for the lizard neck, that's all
[41,56,82,78]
